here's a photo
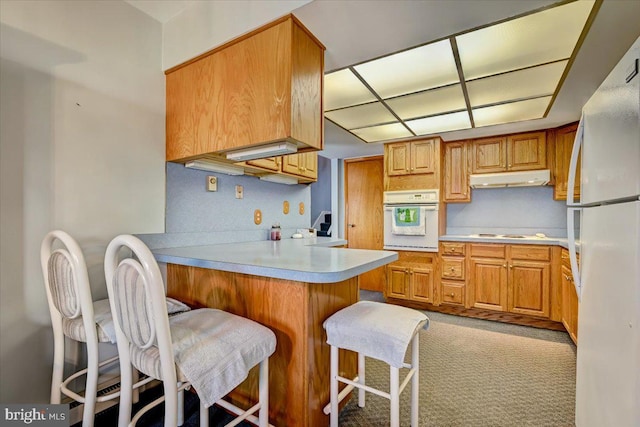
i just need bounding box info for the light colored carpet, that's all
[338,291,577,426]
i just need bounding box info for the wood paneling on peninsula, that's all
[166,264,357,427]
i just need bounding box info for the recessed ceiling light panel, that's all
[406,111,472,136]
[324,102,396,130]
[354,40,459,98]
[467,60,568,107]
[473,96,552,127]
[456,0,595,79]
[351,122,413,143]
[324,68,377,111]
[386,84,467,120]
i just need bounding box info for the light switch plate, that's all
[207,176,217,192]
[235,185,243,199]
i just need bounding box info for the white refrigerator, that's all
[567,36,640,427]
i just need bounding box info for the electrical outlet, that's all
[207,176,217,192]
[235,185,243,199]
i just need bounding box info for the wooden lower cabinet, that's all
[385,252,436,304]
[560,248,579,344]
[469,244,551,318]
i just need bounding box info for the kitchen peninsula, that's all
[151,238,397,427]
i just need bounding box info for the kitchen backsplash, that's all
[446,186,567,237]
[155,162,311,244]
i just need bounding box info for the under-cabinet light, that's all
[259,174,299,185]
[226,142,298,162]
[184,160,245,176]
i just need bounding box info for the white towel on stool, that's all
[324,301,429,368]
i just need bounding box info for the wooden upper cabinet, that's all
[553,122,580,201]
[165,15,325,162]
[471,131,546,174]
[386,139,436,176]
[282,152,318,180]
[471,137,506,173]
[507,131,547,171]
[443,141,470,202]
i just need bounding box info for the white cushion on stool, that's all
[324,301,429,368]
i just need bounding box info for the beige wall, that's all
[0,0,165,402]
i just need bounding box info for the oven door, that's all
[383,204,439,252]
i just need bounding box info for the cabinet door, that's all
[441,281,465,306]
[469,258,508,311]
[507,131,546,171]
[553,123,580,201]
[441,257,465,280]
[301,152,318,179]
[443,141,470,202]
[410,266,433,303]
[471,137,506,173]
[411,139,436,174]
[561,265,578,344]
[281,152,317,179]
[386,143,410,176]
[508,260,550,318]
[246,157,281,172]
[387,265,409,299]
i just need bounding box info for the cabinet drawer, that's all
[441,257,465,280]
[509,245,550,261]
[441,242,465,256]
[470,244,505,259]
[441,282,465,305]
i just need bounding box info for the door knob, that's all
[347,223,356,228]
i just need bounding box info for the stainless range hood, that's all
[469,169,550,188]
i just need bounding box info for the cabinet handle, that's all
[450,267,455,271]
[502,264,507,268]
[508,164,512,168]
[448,293,455,298]
[509,264,513,269]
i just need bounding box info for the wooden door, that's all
[553,123,580,201]
[410,266,434,303]
[387,265,409,299]
[411,139,436,174]
[345,156,385,291]
[469,258,508,311]
[471,137,506,173]
[443,141,470,202]
[508,260,550,318]
[386,143,410,176]
[507,131,547,171]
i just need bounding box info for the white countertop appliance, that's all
[383,189,439,252]
[567,36,639,427]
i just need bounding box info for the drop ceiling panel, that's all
[353,40,459,98]
[406,111,472,135]
[351,123,413,143]
[386,84,467,120]
[473,96,552,127]
[324,68,377,111]
[456,0,595,79]
[467,60,568,107]
[324,102,396,130]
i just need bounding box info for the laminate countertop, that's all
[440,234,575,249]
[152,237,398,283]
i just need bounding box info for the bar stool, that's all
[104,234,276,427]
[323,301,429,427]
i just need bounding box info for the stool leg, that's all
[390,366,400,427]
[358,353,365,408]
[177,384,184,426]
[199,400,209,426]
[258,359,269,427]
[330,346,339,427]
[411,334,420,426]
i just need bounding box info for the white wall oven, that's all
[383,189,439,252]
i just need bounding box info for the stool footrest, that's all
[337,375,390,399]
[322,376,359,415]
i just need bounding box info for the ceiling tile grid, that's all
[324,0,597,143]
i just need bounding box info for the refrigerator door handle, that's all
[567,114,584,207]
[567,207,582,301]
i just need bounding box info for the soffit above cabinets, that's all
[324,0,598,143]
